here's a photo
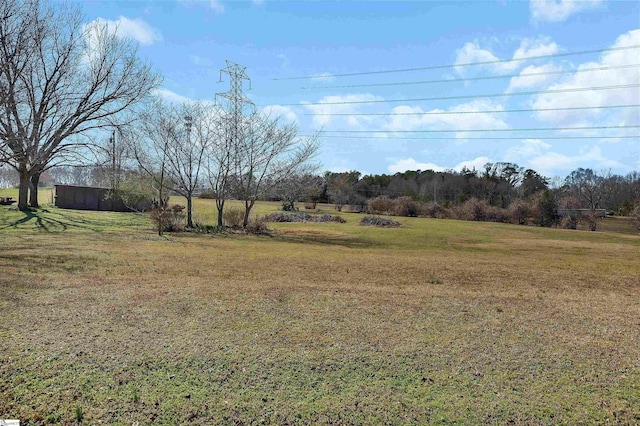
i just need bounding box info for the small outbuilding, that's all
[54,185,151,212]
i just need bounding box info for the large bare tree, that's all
[205,111,234,227]
[0,0,161,210]
[234,113,320,227]
[130,100,213,229]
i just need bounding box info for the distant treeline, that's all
[3,162,639,227]
[306,164,639,215]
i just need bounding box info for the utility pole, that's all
[110,130,117,193]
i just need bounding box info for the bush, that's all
[560,215,578,230]
[632,203,640,231]
[367,196,395,215]
[245,216,270,234]
[316,214,346,223]
[485,205,509,223]
[359,215,400,227]
[149,204,186,232]
[454,198,489,221]
[419,202,448,218]
[507,199,530,225]
[530,190,558,227]
[265,212,346,223]
[223,206,244,228]
[558,195,581,230]
[393,196,420,217]
[452,198,508,223]
[281,200,298,211]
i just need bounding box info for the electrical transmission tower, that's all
[215,61,254,147]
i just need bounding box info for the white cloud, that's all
[190,55,213,67]
[262,105,299,123]
[455,41,502,74]
[505,139,626,175]
[210,0,225,14]
[325,158,361,173]
[154,88,192,104]
[505,139,552,162]
[528,145,625,175]
[387,156,492,174]
[455,37,559,75]
[84,16,163,46]
[530,0,604,23]
[382,100,509,140]
[531,29,640,126]
[512,37,559,61]
[302,93,383,128]
[507,63,562,92]
[179,0,225,13]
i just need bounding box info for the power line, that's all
[321,125,639,133]
[273,44,640,80]
[282,83,640,106]
[303,135,640,140]
[301,64,640,90]
[304,103,640,117]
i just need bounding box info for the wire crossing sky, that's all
[82,0,640,177]
[276,44,640,80]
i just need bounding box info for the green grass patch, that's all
[1,198,639,424]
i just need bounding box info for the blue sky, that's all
[82,0,640,178]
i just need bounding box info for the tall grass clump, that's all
[223,206,245,228]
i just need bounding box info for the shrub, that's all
[223,206,244,228]
[359,215,400,227]
[507,199,530,225]
[266,212,311,222]
[245,216,270,234]
[530,190,558,227]
[393,196,420,217]
[558,195,581,230]
[632,203,640,231]
[367,196,395,215]
[281,200,298,211]
[316,214,346,223]
[560,214,578,230]
[265,212,345,223]
[454,198,489,221]
[419,202,445,218]
[484,205,509,223]
[149,204,185,232]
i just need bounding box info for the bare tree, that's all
[234,113,320,227]
[205,111,234,227]
[564,168,610,231]
[130,100,213,231]
[128,102,176,235]
[0,0,161,210]
[167,102,214,228]
[271,173,324,211]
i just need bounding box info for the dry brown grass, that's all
[0,204,639,424]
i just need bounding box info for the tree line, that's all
[316,166,639,214]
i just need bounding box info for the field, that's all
[1,188,639,424]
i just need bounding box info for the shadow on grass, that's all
[0,208,114,232]
[273,229,380,249]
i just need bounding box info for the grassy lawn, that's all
[1,191,639,424]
